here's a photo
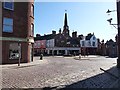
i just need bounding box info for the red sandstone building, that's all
[1,1,34,64]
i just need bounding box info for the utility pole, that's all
[117,0,120,68]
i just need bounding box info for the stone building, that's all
[1,1,34,64]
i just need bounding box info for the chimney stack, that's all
[52,30,56,35]
[36,34,41,37]
[59,28,62,34]
[72,31,77,38]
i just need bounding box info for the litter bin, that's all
[40,54,43,60]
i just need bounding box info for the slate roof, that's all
[67,38,80,45]
[85,33,93,40]
[105,39,116,46]
[34,34,56,41]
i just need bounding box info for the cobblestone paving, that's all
[1,56,120,88]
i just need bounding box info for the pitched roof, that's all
[67,37,80,45]
[85,33,93,40]
[34,34,56,41]
[105,39,116,45]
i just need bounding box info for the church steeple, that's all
[63,10,69,36]
[64,11,68,27]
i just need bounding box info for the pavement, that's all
[1,55,120,89]
[1,57,48,69]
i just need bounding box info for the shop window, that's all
[9,43,21,59]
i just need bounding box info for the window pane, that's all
[3,25,13,32]
[82,41,84,46]
[31,24,34,36]
[38,42,40,46]
[4,2,14,10]
[31,5,34,16]
[3,18,13,25]
[93,42,95,46]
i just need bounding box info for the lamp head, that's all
[106,9,112,13]
[107,18,112,24]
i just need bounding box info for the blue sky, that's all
[34,2,117,42]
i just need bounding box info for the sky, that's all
[34,1,117,42]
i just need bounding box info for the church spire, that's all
[63,10,69,36]
[63,10,69,30]
[64,10,68,26]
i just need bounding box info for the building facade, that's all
[105,39,117,57]
[80,33,98,55]
[0,2,2,64]
[34,12,81,56]
[34,40,47,55]
[1,1,34,64]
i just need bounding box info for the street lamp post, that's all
[79,43,81,59]
[106,0,120,68]
[117,0,120,68]
[18,41,21,66]
[106,9,116,14]
[107,18,118,29]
